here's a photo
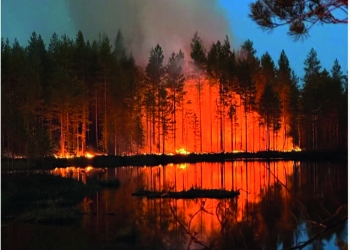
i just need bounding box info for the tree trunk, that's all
[209,85,213,152]
[181,97,185,146]
[60,113,65,157]
[82,104,86,155]
[245,111,248,153]
[198,77,203,152]
[95,92,99,149]
[220,80,224,152]
[104,75,108,153]
[230,117,233,152]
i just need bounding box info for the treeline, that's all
[1,30,347,159]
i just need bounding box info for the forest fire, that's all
[282,147,302,152]
[142,77,296,154]
[53,152,96,159]
[1,30,346,160]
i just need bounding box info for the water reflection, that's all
[3,161,347,250]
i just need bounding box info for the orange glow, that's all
[142,77,298,154]
[110,161,297,237]
[54,151,99,159]
[50,165,103,181]
[52,161,298,241]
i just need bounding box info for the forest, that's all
[1,30,347,159]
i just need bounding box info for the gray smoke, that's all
[66,0,233,66]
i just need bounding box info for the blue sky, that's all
[2,0,348,82]
[218,0,348,81]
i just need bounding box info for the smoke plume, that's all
[65,0,233,65]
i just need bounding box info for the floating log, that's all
[131,188,240,199]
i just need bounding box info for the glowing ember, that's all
[54,153,75,159]
[85,152,94,159]
[282,146,302,152]
[85,166,94,172]
[232,150,244,153]
[176,148,190,155]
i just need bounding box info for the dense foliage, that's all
[1,31,347,158]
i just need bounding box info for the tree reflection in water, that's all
[5,161,344,250]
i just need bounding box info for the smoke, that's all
[65,0,233,66]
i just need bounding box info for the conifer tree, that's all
[146,44,165,153]
[166,50,185,152]
[259,83,282,150]
[190,32,207,152]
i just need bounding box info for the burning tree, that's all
[1,30,347,157]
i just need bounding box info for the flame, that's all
[54,151,98,159]
[54,153,75,159]
[176,148,190,155]
[232,150,244,153]
[141,77,297,154]
[85,166,94,172]
[85,152,94,159]
[282,147,302,152]
[178,163,188,169]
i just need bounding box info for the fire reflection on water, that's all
[51,161,297,245]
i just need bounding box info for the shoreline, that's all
[1,150,347,171]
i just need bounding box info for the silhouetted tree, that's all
[300,48,321,149]
[237,40,258,152]
[259,83,282,150]
[146,44,165,153]
[249,0,348,39]
[190,31,207,152]
[165,50,185,152]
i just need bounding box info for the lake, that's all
[2,161,348,250]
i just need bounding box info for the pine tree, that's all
[207,36,234,152]
[258,83,282,150]
[237,40,258,152]
[190,32,207,152]
[97,35,116,154]
[73,30,90,156]
[146,44,165,153]
[288,71,301,148]
[276,50,293,149]
[165,50,185,152]
[301,48,322,149]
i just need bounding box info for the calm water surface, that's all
[3,161,348,250]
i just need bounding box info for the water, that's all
[2,161,348,250]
